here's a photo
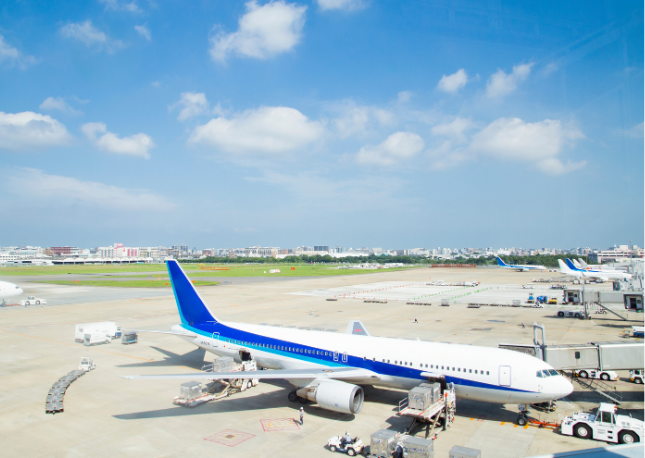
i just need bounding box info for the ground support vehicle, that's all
[629,370,643,384]
[174,358,259,407]
[560,403,643,444]
[327,436,364,456]
[398,382,456,438]
[21,296,46,306]
[574,369,619,381]
[548,297,559,304]
[79,357,96,372]
[557,309,584,318]
[75,322,121,342]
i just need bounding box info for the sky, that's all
[0,0,643,250]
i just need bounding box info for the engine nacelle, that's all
[297,381,364,414]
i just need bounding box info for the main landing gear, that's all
[288,390,309,404]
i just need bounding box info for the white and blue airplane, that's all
[560,259,632,282]
[124,260,573,418]
[496,257,547,272]
[0,280,23,305]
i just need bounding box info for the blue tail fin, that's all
[496,257,507,267]
[167,260,217,325]
[565,258,580,271]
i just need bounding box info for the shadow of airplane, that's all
[117,346,206,370]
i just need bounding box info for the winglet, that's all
[167,260,217,325]
[344,320,371,336]
[496,257,507,267]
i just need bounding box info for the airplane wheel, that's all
[574,423,592,439]
[288,391,298,402]
[517,417,527,426]
[619,431,638,444]
[600,373,610,381]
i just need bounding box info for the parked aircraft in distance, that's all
[575,259,628,272]
[496,257,547,272]
[0,280,23,305]
[559,259,632,282]
[123,260,572,422]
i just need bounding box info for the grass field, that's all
[38,280,219,288]
[0,264,416,277]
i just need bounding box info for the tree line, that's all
[179,253,589,268]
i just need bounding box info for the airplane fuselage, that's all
[172,320,572,405]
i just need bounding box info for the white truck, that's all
[560,403,643,444]
[557,309,584,318]
[21,296,46,306]
[573,369,619,381]
[630,370,643,384]
[75,322,121,342]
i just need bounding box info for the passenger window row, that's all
[380,358,489,376]
[225,339,333,357]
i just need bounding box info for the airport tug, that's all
[560,403,643,444]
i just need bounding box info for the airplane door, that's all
[342,352,348,363]
[211,332,219,348]
[333,351,339,362]
[499,365,511,387]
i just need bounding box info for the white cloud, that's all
[623,121,644,138]
[170,92,210,121]
[39,97,82,115]
[6,168,172,211]
[543,62,559,76]
[486,63,533,98]
[436,69,468,94]
[356,131,424,166]
[210,1,306,62]
[190,106,324,155]
[99,0,140,13]
[0,111,71,151]
[82,122,154,159]
[470,117,585,174]
[60,21,124,53]
[431,117,474,144]
[397,91,413,103]
[331,100,395,138]
[134,25,151,41]
[317,0,366,11]
[0,34,36,69]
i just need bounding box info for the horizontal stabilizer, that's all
[122,366,377,381]
[345,320,371,336]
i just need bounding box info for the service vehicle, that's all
[573,369,618,381]
[536,295,548,304]
[327,434,364,456]
[75,322,121,342]
[557,309,584,318]
[629,370,643,384]
[79,356,96,372]
[548,297,558,304]
[21,296,46,306]
[560,403,643,444]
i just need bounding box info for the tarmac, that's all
[0,266,643,458]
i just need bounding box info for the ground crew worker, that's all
[521,322,525,329]
[300,407,304,425]
[414,315,418,323]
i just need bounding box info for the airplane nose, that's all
[559,377,574,398]
[17,288,24,295]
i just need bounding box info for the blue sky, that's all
[0,0,642,249]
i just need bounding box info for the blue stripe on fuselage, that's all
[183,321,534,394]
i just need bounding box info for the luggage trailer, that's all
[398,382,457,438]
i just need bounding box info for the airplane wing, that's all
[123,329,198,338]
[122,366,377,381]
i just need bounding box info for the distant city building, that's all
[314,246,329,252]
[50,246,79,256]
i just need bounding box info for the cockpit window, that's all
[548,369,558,376]
[536,371,543,378]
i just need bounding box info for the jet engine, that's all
[296,380,364,414]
